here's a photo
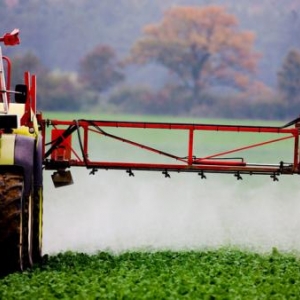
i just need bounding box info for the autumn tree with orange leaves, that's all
[129,6,260,104]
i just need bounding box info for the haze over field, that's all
[43,169,300,255]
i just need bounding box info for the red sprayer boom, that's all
[42,117,300,187]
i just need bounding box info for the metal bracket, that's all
[271,173,279,182]
[162,170,170,178]
[89,168,98,175]
[198,171,207,179]
[234,172,243,180]
[126,169,134,177]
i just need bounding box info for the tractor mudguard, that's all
[34,135,43,189]
[14,134,35,197]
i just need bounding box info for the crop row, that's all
[0,249,300,299]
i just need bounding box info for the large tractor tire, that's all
[0,171,33,275]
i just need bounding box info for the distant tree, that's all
[78,45,124,94]
[38,72,87,111]
[108,84,189,115]
[11,53,95,111]
[11,52,47,88]
[128,5,260,104]
[277,49,300,103]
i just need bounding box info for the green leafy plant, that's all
[0,249,300,299]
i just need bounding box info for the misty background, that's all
[1,0,300,119]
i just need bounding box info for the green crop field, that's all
[1,249,300,299]
[3,113,298,299]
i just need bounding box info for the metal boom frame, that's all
[42,117,300,181]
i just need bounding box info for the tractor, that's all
[0,29,43,274]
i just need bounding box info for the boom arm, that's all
[42,117,300,185]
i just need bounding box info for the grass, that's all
[43,111,284,126]
[1,249,300,299]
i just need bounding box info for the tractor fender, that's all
[33,135,43,189]
[14,135,35,197]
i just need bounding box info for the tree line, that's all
[7,5,300,120]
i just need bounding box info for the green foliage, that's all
[0,249,300,299]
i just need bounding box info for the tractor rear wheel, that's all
[0,172,32,275]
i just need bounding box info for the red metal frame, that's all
[20,71,37,127]
[42,118,300,180]
[1,56,11,103]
